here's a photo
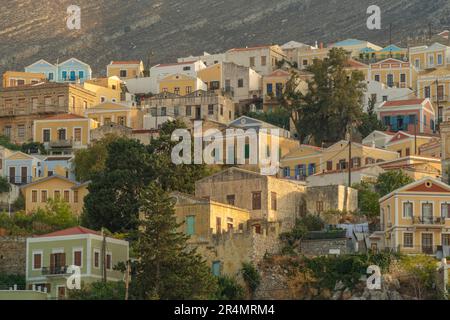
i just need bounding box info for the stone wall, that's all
[0,237,26,275]
[300,238,350,256]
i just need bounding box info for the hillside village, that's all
[2,32,450,300]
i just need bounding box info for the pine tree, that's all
[132,183,217,300]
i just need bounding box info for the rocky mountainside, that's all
[1,0,450,76]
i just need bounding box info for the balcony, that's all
[0,106,68,118]
[412,216,446,227]
[41,266,69,276]
[432,95,449,103]
[48,139,73,148]
[222,86,234,97]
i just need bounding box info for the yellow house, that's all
[376,177,450,254]
[344,59,369,80]
[106,60,145,80]
[377,156,442,180]
[21,175,89,215]
[197,64,221,90]
[281,140,399,180]
[417,66,450,122]
[369,58,418,90]
[83,76,123,105]
[297,46,330,70]
[385,131,438,157]
[158,73,207,95]
[33,114,99,153]
[84,102,143,129]
[2,71,47,88]
[409,43,450,71]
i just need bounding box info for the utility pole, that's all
[436,79,441,126]
[125,260,131,300]
[389,23,393,58]
[414,118,418,155]
[347,127,352,187]
[101,228,107,283]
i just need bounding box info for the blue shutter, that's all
[70,71,76,81]
[212,261,221,276]
[186,216,195,235]
[62,71,67,80]
[295,165,300,178]
[267,84,273,94]
[79,71,84,79]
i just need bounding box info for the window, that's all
[326,161,333,171]
[422,203,433,223]
[101,97,106,103]
[316,201,324,213]
[73,250,82,267]
[43,129,51,143]
[31,97,38,109]
[17,125,25,138]
[64,190,70,202]
[226,194,235,206]
[437,85,444,100]
[208,104,214,115]
[302,59,308,66]
[283,167,290,177]
[352,157,361,168]
[212,261,221,276]
[387,74,394,87]
[74,128,82,142]
[261,56,267,66]
[249,57,255,67]
[62,71,67,80]
[94,250,100,268]
[57,129,66,141]
[185,86,192,94]
[79,71,84,79]
[106,253,112,270]
[238,79,244,88]
[183,66,191,71]
[415,59,420,69]
[366,157,375,165]
[441,203,450,219]
[186,216,195,235]
[374,74,380,82]
[120,70,127,78]
[174,107,179,117]
[443,234,450,246]
[252,192,262,210]
[404,233,413,248]
[32,190,38,203]
[48,73,54,81]
[71,96,76,110]
[73,190,79,203]
[403,202,413,218]
[54,190,61,199]
[70,71,76,81]
[33,252,42,270]
[161,107,167,116]
[216,217,222,234]
[406,148,410,156]
[4,126,11,138]
[429,55,434,66]
[186,106,192,116]
[397,150,402,157]
[174,87,180,95]
[266,83,273,94]
[58,96,65,107]
[400,73,406,83]
[41,190,47,202]
[425,86,431,98]
[438,54,443,65]
[271,192,277,211]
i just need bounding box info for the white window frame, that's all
[440,201,450,219]
[402,201,413,219]
[403,232,414,248]
[72,247,83,268]
[32,250,43,271]
[106,251,112,270]
[93,249,101,269]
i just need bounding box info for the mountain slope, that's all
[0,0,450,76]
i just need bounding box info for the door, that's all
[212,261,221,276]
[195,106,201,120]
[57,286,66,300]
[422,233,433,254]
[387,74,394,87]
[21,167,27,184]
[9,167,15,184]
[422,203,433,224]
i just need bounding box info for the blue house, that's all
[25,58,92,84]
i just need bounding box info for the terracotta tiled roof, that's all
[111,60,142,65]
[43,113,87,120]
[36,226,101,238]
[345,59,368,68]
[228,45,273,52]
[381,99,426,107]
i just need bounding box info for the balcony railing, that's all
[42,266,69,276]
[48,139,73,148]
[432,95,449,102]
[7,176,33,186]
[0,106,68,117]
[412,216,446,226]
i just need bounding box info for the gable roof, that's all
[333,39,365,46]
[6,151,39,161]
[281,41,310,50]
[41,113,88,121]
[25,59,56,69]
[380,177,450,202]
[58,57,91,68]
[372,58,407,65]
[35,226,101,238]
[110,60,142,65]
[20,175,80,190]
[379,44,405,52]
[380,98,426,107]
[344,59,368,68]
[227,45,274,52]
[266,69,291,77]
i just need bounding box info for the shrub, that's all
[215,276,245,300]
[68,281,126,300]
[242,262,261,296]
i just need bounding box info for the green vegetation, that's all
[0,177,11,194]
[241,262,261,298]
[68,281,126,300]
[0,198,77,236]
[0,274,25,289]
[0,135,21,151]
[246,108,291,130]
[375,170,414,197]
[400,255,436,299]
[215,276,245,300]
[357,96,386,138]
[280,48,366,145]
[131,183,217,300]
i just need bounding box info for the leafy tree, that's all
[400,255,436,299]
[82,137,151,233]
[132,183,217,300]
[72,134,120,182]
[215,276,245,300]
[0,274,25,289]
[375,170,414,197]
[21,142,47,155]
[68,281,126,300]
[0,177,11,193]
[281,48,366,145]
[357,97,386,139]
[241,262,261,298]
[352,181,380,220]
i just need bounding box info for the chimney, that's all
[319,42,324,49]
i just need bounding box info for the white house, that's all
[364,80,415,112]
[150,60,206,80]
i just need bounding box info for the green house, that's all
[26,226,129,300]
